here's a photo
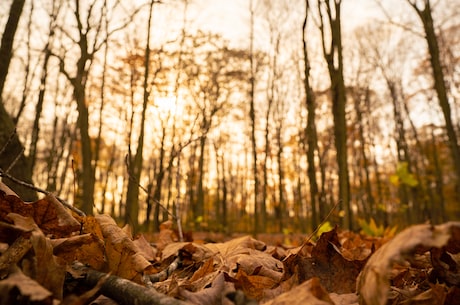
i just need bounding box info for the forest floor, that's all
[0,182,459,305]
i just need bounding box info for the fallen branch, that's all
[145,256,182,284]
[71,262,191,305]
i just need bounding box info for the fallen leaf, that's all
[29,229,66,300]
[0,265,53,305]
[52,233,106,270]
[190,257,215,282]
[263,277,334,305]
[227,249,284,282]
[234,268,278,301]
[179,272,227,305]
[133,234,157,261]
[95,214,155,283]
[357,222,460,305]
[295,226,367,293]
[0,191,81,238]
[204,235,266,256]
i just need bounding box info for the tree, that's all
[54,0,139,215]
[54,0,104,215]
[317,0,351,229]
[0,0,37,201]
[125,0,158,233]
[29,0,61,175]
[181,31,247,229]
[248,0,260,234]
[302,0,320,230]
[407,0,460,199]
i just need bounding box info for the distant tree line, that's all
[0,0,458,234]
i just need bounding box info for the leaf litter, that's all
[0,181,459,305]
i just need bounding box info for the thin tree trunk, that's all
[125,0,156,233]
[408,0,460,198]
[318,0,351,229]
[303,0,320,231]
[0,0,37,201]
[249,0,260,235]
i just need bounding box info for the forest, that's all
[0,0,459,236]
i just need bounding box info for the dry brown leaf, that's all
[357,222,460,305]
[263,277,335,305]
[294,226,367,294]
[201,236,283,283]
[329,293,359,305]
[204,235,266,256]
[30,229,66,300]
[234,268,278,301]
[0,213,38,245]
[80,215,104,241]
[179,272,228,305]
[133,234,157,261]
[190,257,215,282]
[261,274,299,303]
[0,265,54,305]
[0,191,80,238]
[226,249,284,282]
[161,242,214,262]
[52,233,106,270]
[157,220,178,252]
[95,214,155,283]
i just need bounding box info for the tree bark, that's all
[72,263,190,305]
[318,0,351,229]
[248,0,260,235]
[303,0,320,231]
[125,0,156,233]
[0,0,37,201]
[408,0,460,198]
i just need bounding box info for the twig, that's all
[0,128,17,157]
[71,261,190,305]
[291,200,341,257]
[4,147,24,174]
[0,168,86,217]
[144,256,182,284]
[174,145,184,242]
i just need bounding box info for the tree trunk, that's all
[408,0,460,198]
[303,0,320,231]
[318,0,351,230]
[125,0,156,233]
[195,134,206,229]
[0,0,37,201]
[249,0,260,235]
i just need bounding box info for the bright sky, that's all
[184,0,408,46]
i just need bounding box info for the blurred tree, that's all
[0,0,37,201]
[248,0,260,234]
[125,0,158,233]
[407,0,460,198]
[302,0,320,230]
[317,0,351,230]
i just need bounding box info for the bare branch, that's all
[0,168,86,217]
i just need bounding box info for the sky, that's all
[182,0,407,46]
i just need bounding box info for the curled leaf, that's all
[357,222,460,305]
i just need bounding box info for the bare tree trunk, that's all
[408,0,460,198]
[248,0,260,235]
[196,134,207,228]
[303,0,320,231]
[13,0,33,124]
[353,88,375,219]
[0,0,37,201]
[317,0,351,229]
[125,0,156,233]
[30,0,60,176]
